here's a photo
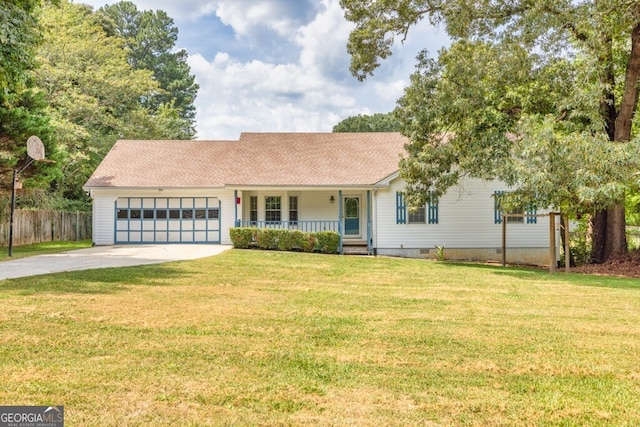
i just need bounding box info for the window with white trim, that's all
[265,196,281,222]
[493,191,537,224]
[289,196,298,223]
[249,196,258,222]
[396,192,438,224]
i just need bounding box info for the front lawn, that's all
[0,250,638,425]
[0,240,92,261]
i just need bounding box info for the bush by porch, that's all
[230,227,340,254]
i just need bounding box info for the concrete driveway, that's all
[0,244,232,280]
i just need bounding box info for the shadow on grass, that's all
[0,264,189,295]
[436,261,640,290]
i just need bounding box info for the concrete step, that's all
[342,245,369,255]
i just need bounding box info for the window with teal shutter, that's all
[396,192,406,224]
[397,191,439,224]
[495,191,537,224]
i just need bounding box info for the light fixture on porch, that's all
[330,195,335,203]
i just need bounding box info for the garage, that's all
[115,197,221,244]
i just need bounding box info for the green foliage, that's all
[342,0,640,259]
[333,112,401,132]
[229,228,339,254]
[315,231,340,254]
[98,1,198,136]
[229,228,254,249]
[0,0,58,195]
[0,0,40,105]
[34,0,191,201]
[626,192,640,226]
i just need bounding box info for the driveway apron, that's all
[0,245,231,280]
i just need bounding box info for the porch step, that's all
[342,241,369,255]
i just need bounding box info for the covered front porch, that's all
[233,189,373,255]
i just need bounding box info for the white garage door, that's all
[115,197,221,243]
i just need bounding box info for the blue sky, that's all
[76,0,449,140]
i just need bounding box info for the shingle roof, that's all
[84,132,408,189]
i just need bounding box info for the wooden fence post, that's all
[563,214,570,273]
[501,214,506,266]
[549,213,556,274]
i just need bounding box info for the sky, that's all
[75,0,449,140]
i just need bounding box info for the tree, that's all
[0,0,57,198]
[98,1,198,138]
[333,112,401,132]
[34,0,178,201]
[340,0,640,262]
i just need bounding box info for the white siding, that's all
[241,190,340,222]
[238,190,375,238]
[375,177,553,251]
[92,193,116,245]
[90,188,235,245]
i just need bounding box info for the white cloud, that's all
[73,0,451,140]
[215,1,303,38]
[295,0,352,79]
[188,50,359,139]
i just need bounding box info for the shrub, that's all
[302,233,316,253]
[229,228,256,249]
[315,231,340,254]
[256,228,280,250]
[229,228,339,254]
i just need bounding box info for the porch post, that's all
[338,189,343,254]
[367,190,372,255]
[234,190,238,227]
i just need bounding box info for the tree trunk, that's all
[591,210,607,263]
[592,22,640,262]
[604,204,627,260]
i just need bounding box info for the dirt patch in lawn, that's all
[572,250,640,279]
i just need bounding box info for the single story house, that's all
[84,132,557,265]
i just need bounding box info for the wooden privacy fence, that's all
[0,210,91,246]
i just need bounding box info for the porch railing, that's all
[235,220,339,233]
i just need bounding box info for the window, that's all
[250,196,258,222]
[207,208,219,219]
[130,209,141,219]
[143,209,154,219]
[195,209,206,219]
[156,210,167,219]
[117,209,128,219]
[408,206,426,224]
[265,196,281,222]
[396,192,438,224]
[289,196,298,223]
[494,191,537,224]
[507,209,524,224]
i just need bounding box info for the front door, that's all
[344,197,360,236]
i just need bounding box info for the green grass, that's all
[1,250,639,426]
[0,240,92,261]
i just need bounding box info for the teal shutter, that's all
[396,192,406,224]
[494,191,504,224]
[526,208,537,224]
[428,192,438,224]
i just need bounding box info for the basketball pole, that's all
[8,158,35,257]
